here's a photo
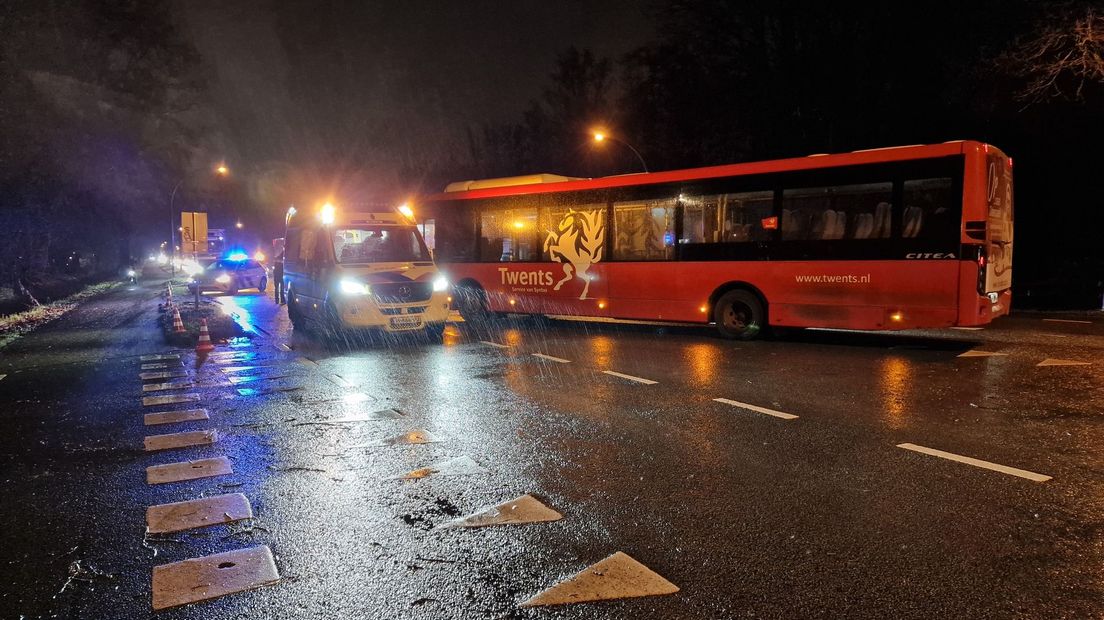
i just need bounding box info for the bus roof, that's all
[427,140,995,202]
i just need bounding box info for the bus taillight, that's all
[975,246,988,294]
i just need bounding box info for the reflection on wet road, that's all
[1,283,1102,619]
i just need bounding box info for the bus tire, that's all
[714,289,765,340]
[455,284,493,324]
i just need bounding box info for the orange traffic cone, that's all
[172,307,185,333]
[195,318,215,354]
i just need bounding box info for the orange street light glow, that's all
[593,131,606,142]
[215,164,229,176]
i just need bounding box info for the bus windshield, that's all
[332,226,429,264]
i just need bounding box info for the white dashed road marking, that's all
[141,354,181,362]
[143,394,201,407]
[142,381,195,392]
[480,340,509,349]
[1042,318,1092,324]
[521,551,678,607]
[147,493,253,534]
[275,343,292,351]
[144,409,209,426]
[327,374,354,388]
[144,430,219,452]
[147,457,233,485]
[713,398,798,420]
[602,370,657,385]
[532,353,571,363]
[140,371,189,381]
[0,374,6,382]
[152,546,280,610]
[896,443,1051,482]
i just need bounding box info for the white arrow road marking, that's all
[602,370,657,385]
[1036,358,1091,367]
[713,398,798,420]
[152,546,280,610]
[398,456,486,480]
[532,353,571,363]
[897,443,1051,482]
[957,350,1009,358]
[439,494,562,529]
[348,429,442,448]
[521,551,678,607]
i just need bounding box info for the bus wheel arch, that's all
[709,282,768,340]
[454,279,492,322]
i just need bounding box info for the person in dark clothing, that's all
[273,252,285,304]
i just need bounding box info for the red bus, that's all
[420,141,1013,339]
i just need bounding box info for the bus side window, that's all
[721,191,773,242]
[679,196,719,243]
[612,200,675,260]
[903,178,954,241]
[782,183,892,241]
[481,207,538,261]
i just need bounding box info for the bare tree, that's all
[1005,4,1104,103]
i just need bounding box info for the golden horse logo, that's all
[544,209,605,299]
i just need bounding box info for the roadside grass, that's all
[0,281,121,349]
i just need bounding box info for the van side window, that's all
[299,229,316,261]
[284,230,300,263]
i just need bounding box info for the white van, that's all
[282,205,450,338]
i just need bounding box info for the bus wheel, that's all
[714,290,765,340]
[456,285,492,324]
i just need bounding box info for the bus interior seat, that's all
[903,206,923,238]
[874,202,892,238]
[853,213,874,239]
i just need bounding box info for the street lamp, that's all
[235,221,244,229]
[591,130,648,173]
[169,164,229,277]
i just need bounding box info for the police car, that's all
[188,254,268,295]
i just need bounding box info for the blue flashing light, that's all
[226,252,249,262]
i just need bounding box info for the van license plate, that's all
[389,316,421,329]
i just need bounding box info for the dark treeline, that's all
[453,1,1103,308]
[0,1,231,307]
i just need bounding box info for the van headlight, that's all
[432,275,449,292]
[215,274,231,284]
[339,278,370,296]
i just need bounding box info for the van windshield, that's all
[332,226,429,264]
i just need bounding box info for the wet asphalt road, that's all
[0,272,1102,619]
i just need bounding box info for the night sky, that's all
[179,1,652,196]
